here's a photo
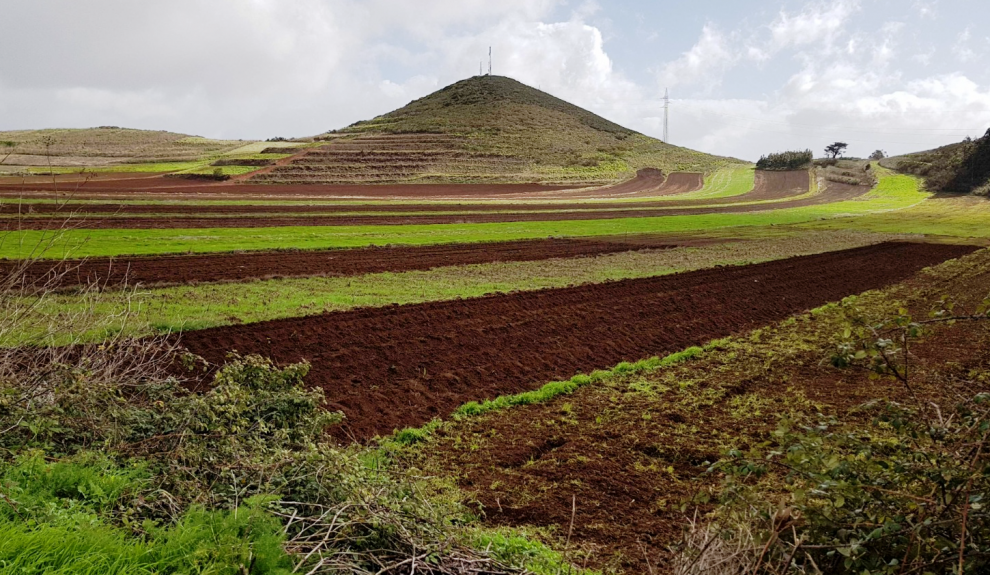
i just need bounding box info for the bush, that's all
[896,128,990,195]
[678,297,990,574]
[756,150,813,171]
[706,396,990,574]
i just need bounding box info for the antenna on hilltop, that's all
[662,88,670,144]
[488,46,492,76]
[480,61,482,76]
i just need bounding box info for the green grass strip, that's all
[386,345,707,447]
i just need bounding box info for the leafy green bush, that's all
[711,395,990,574]
[756,150,813,171]
[681,297,990,574]
[1,352,538,573]
[895,128,990,195]
[0,454,291,574]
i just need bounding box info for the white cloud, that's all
[953,28,977,62]
[766,0,861,53]
[657,25,737,91]
[1,0,988,161]
[913,0,938,19]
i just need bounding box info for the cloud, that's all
[657,25,737,91]
[913,0,938,19]
[1,0,988,161]
[953,28,978,62]
[765,0,861,53]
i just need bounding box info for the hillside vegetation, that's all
[260,75,735,184]
[882,128,990,195]
[0,127,246,168]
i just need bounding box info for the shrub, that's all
[677,296,990,574]
[756,150,813,171]
[895,128,990,195]
[704,396,990,574]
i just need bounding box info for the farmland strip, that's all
[0,173,857,231]
[4,237,695,289]
[177,242,976,441]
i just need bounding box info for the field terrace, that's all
[2,160,989,572]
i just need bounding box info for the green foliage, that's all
[0,494,291,575]
[715,395,990,574]
[825,142,849,159]
[471,529,600,575]
[0,453,291,574]
[388,346,705,446]
[889,128,990,195]
[705,297,990,574]
[756,150,813,171]
[0,452,147,525]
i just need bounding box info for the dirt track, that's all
[7,237,692,289]
[177,242,976,441]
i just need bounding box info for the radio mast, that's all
[663,88,670,143]
[488,47,492,75]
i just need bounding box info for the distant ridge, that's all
[883,128,990,196]
[256,75,735,185]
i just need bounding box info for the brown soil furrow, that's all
[0,168,681,201]
[0,171,861,231]
[177,242,977,442]
[0,171,816,217]
[5,237,696,289]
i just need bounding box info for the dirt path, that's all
[6,236,702,289]
[176,242,976,442]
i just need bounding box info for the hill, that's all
[0,127,248,172]
[882,128,990,196]
[255,75,734,185]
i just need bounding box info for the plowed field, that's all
[8,237,691,289]
[0,171,805,216]
[0,171,844,230]
[177,242,976,441]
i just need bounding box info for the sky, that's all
[2,0,989,161]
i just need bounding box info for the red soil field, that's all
[7,237,691,289]
[0,168,701,201]
[177,242,976,442]
[0,172,847,230]
[0,170,815,218]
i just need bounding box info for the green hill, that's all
[257,75,734,185]
[882,128,990,196]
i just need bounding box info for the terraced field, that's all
[176,242,976,440]
[6,79,990,575]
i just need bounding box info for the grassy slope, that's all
[882,128,990,195]
[0,128,245,164]
[330,75,734,183]
[0,129,304,177]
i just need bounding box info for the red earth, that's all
[7,236,699,289]
[0,171,854,230]
[176,242,977,442]
[0,171,812,216]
